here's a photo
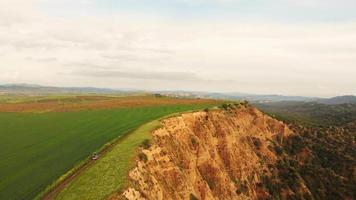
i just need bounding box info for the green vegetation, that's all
[55,120,160,200]
[0,103,216,200]
[140,139,151,149]
[261,124,356,200]
[256,101,356,126]
[256,102,356,199]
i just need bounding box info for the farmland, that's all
[0,95,220,200]
[0,95,217,112]
[54,119,160,200]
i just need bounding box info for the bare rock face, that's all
[122,105,294,200]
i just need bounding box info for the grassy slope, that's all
[0,104,215,200]
[55,120,160,200]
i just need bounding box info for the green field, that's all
[55,119,160,200]
[0,104,215,200]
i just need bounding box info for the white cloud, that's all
[0,1,356,97]
[179,0,356,6]
[286,0,356,7]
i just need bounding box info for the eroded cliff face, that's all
[121,105,297,200]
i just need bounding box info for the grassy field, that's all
[54,119,160,200]
[0,96,219,200]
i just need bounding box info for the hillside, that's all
[255,101,356,126]
[280,123,355,200]
[107,104,355,200]
[118,104,292,200]
[317,95,356,105]
[159,91,315,102]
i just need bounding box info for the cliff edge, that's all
[120,104,312,200]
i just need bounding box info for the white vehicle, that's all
[91,153,99,160]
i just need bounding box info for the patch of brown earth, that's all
[117,105,296,200]
[0,96,218,112]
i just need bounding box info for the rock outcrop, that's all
[122,104,295,200]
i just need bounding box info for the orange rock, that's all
[122,106,294,200]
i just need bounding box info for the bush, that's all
[191,137,199,147]
[236,182,248,195]
[233,178,241,185]
[221,103,230,110]
[242,100,249,106]
[206,179,216,189]
[189,194,199,200]
[138,152,148,162]
[220,103,235,110]
[141,139,151,149]
[252,137,262,149]
[274,145,283,155]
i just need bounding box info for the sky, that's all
[0,0,356,97]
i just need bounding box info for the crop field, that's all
[54,119,160,200]
[0,95,220,200]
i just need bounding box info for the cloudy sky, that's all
[1,0,356,97]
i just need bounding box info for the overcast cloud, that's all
[0,0,355,97]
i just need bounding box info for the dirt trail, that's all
[41,131,133,200]
[42,158,94,200]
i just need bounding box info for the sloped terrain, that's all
[116,104,355,200]
[256,102,356,126]
[119,104,294,200]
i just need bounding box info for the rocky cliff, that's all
[119,104,307,200]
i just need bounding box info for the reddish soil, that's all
[121,105,294,200]
[0,96,218,112]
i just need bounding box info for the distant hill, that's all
[158,91,316,102]
[1,84,316,102]
[317,95,356,105]
[0,83,142,95]
[255,101,356,126]
[227,94,316,102]
[1,83,355,104]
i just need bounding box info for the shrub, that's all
[274,145,283,155]
[252,137,262,149]
[220,103,235,110]
[191,137,199,147]
[236,182,248,195]
[138,152,148,162]
[206,179,216,189]
[189,194,199,200]
[233,178,241,185]
[221,103,230,110]
[141,139,151,149]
